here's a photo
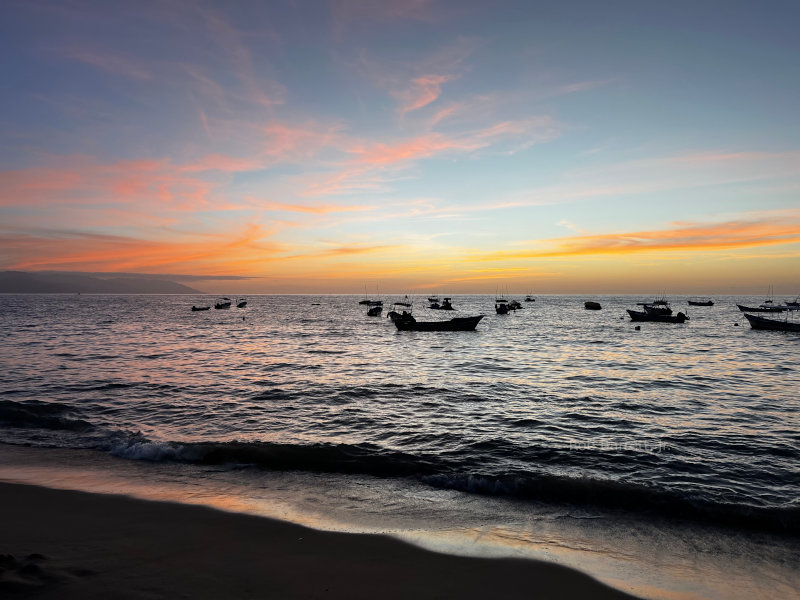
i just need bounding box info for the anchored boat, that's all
[394,314,483,331]
[627,309,688,323]
[744,313,800,332]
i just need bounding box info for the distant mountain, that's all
[0,271,201,294]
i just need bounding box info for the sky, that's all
[1,0,799,294]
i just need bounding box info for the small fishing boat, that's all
[636,297,672,315]
[584,301,602,310]
[744,313,800,332]
[627,309,688,323]
[525,292,535,302]
[236,299,247,308]
[214,298,232,309]
[495,298,509,314]
[687,297,714,306]
[427,295,440,303]
[394,314,483,331]
[784,296,799,308]
[191,305,211,311]
[387,303,410,322]
[367,305,382,316]
[429,297,455,310]
[737,304,787,313]
[507,300,522,310]
[395,295,412,307]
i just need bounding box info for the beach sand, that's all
[0,481,639,599]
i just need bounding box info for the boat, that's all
[427,295,440,303]
[394,314,483,331]
[627,309,688,323]
[495,298,509,314]
[214,298,232,309]
[236,299,247,308]
[367,305,382,316]
[525,292,535,302]
[636,296,672,315]
[395,295,412,307]
[737,304,788,313]
[687,297,714,306]
[387,303,411,322]
[642,304,672,316]
[507,300,522,310]
[744,313,800,332]
[430,297,455,310]
[584,301,602,310]
[784,296,799,308]
[191,305,211,311]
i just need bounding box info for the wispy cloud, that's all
[470,217,800,262]
[0,158,219,211]
[395,74,454,116]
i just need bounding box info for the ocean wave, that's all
[420,472,800,535]
[0,400,94,432]
[98,433,799,535]
[106,435,441,477]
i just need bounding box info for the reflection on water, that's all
[1,294,799,599]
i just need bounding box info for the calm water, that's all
[1,294,799,598]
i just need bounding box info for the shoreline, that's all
[0,481,638,599]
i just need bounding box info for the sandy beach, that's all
[0,481,638,599]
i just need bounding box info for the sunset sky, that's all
[2,0,799,293]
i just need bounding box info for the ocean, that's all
[1,294,798,599]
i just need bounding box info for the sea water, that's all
[1,294,798,599]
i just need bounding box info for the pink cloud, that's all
[395,74,453,116]
[0,158,216,211]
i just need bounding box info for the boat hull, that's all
[627,309,687,323]
[394,316,483,331]
[737,304,787,313]
[584,302,602,310]
[688,301,713,306]
[744,313,800,332]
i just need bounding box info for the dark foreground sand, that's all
[1,482,639,599]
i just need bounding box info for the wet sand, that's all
[0,481,639,599]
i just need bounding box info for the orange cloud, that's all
[283,244,398,260]
[2,224,282,274]
[259,201,374,215]
[472,219,800,262]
